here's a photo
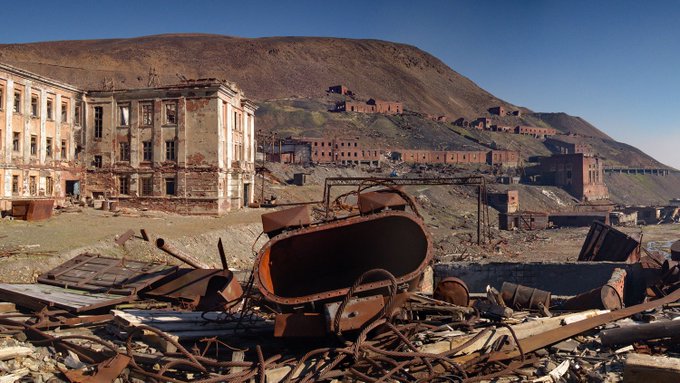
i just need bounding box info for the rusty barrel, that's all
[254,210,432,309]
[500,282,551,310]
[434,277,470,307]
[561,268,626,310]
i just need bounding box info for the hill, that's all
[0,33,666,168]
[0,34,515,119]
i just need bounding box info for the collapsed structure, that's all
[0,63,256,215]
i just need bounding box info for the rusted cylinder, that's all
[500,282,551,310]
[671,240,680,261]
[156,238,210,269]
[109,201,118,211]
[434,277,470,307]
[600,320,680,346]
[662,260,680,284]
[561,268,626,310]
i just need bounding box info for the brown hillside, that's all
[530,112,612,140]
[0,33,514,119]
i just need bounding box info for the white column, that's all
[217,99,224,169]
[23,81,31,163]
[225,103,233,169]
[55,94,62,161]
[39,89,47,164]
[249,112,255,165]
[4,79,12,163]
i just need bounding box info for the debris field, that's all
[0,178,679,382]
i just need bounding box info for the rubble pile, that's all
[0,179,679,382]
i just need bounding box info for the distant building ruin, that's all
[537,153,609,202]
[336,99,402,115]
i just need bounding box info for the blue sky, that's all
[1,0,677,167]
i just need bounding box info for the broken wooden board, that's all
[0,284,134,313]
[420,309,607,356]
[624,353,680,383]
[0,346,32,361]
[111,310,273,352]
[37,253,177,295]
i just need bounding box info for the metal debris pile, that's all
[0,180,679,382]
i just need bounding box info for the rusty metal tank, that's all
[255,210,432,308]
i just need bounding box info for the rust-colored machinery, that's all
[255,189,433,337]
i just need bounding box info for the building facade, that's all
[0,61,256,215]
[538,153,609,201]
[83,81,256,214]
[0,63,84,211]
[336,99,402,115]
[305,137,382,166]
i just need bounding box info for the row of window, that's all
[92,103,178,139]
[314,151,379,157]
[118,176,175,196]
[92,140,176,167]
[6,131,67,158]
[313,141,360,148]
[9,174,53,195]
[0,85,78,124]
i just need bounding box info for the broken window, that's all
[47,99,53,120]
[141,177,153,196]
[143,141,153,161]
[165,102,177,125]
[119,142,130,161]
[119,105,129,126]
[46,137,53,157]
[94,107,103,138]
[61,140,67,158]
[30,135,37,155]
[13,91,21,113]
[11,175,19,194]
[0,85,3,110]
[141,103,153,126]
[119,176,129,195]
[29,176,36,196]
[165,140,176,161]
[74,104,81,126]
[61,101,68,122]
[93,155,102,168]
[31,95,38,117]
[165,177,176,196]
[12,132,20,151]
[46,177,53,195]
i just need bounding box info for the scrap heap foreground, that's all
[0,179,679,382]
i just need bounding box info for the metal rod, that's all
[155,238,210,269]
[217,238,228,270]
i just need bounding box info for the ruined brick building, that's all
[0,63,83,211]
[537,153,609,201]
[305,137,382,166]
[0,63,256,215]
[336,99,402,115]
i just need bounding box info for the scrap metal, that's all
[578,221,641,263]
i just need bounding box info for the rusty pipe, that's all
[156,238,210,269]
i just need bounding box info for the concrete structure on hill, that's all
[514,125,557,138]
[488,190,519,214]
[394,149,520,167]
[537,153,609,202]
[336,99,402,115]
[0,61,257,215]
[84,80,256,214]
[0,63,84,211]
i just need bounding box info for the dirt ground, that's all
[1,162,678,284]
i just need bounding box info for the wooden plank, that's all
[0,368,29,383]
[0,347,32,360]
[37,254,176,295]
[624,353,680,383]
[0,303,16,313]
[0,284,132,313]
[420,309,606,356]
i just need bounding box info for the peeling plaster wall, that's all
[0,64,83,210]
[82,83,256,215]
